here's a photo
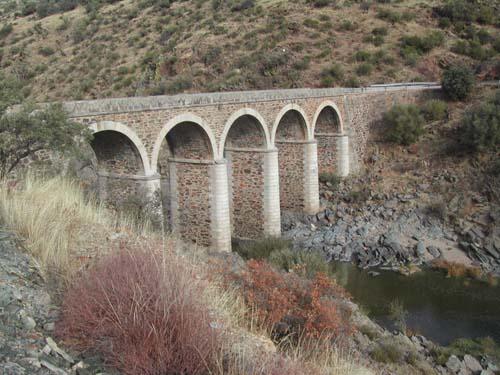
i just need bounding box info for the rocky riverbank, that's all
[2,227,499,375]
[282,177,500,277]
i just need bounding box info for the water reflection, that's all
[330,262,500,345]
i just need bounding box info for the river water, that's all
[330,263,500,345]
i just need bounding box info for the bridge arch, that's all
[222,108,279,239]
[219,108,271,158]
[271,104,311,145]
[312,101,349,177]
[273,105,311,213]
[153,113,217,247]
[312,101,344,136]
[89,121,151,175]
[151,114,217,172]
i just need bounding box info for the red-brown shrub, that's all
[56,244,219,375]
[227,259,353,341]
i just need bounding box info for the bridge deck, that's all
[63,82,441,117]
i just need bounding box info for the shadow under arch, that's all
[89,121,151,175]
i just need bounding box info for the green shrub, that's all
[448,337,500,362]
[356,62,373,76]
[452,39,491,61]
[269,248,330,279]
[377,9,402,23]
[383,104,425,145]
[0,23,13,39]
[38,46,55,56]
[260,51,288,76]
[337,20,357,31]
[494,38,500,53]
[72,20,88,44]
[319,172,341,187]
[437,0,497,26]
[347,188,370,204]
[388,299,408,333]
[459,91,500,152]
[442,65,475,101]
[235,237,291,260]
[354,50,371,62]
[345,76,361,87]
[166,75,193,94]
[320,63,344,86]
[231,0,255,11]
[421,100,447,121]
[307,0,336,6]
[303,18,320,29]
[400,31,444,55]
[372,27,388,36]
[371,342,405,363]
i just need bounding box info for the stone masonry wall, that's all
[277,142,305,211]
[73,89,438,173]
[226,150,265,239]
[173,162,212,246]
[316,136,339,176]
[97,175,147,209]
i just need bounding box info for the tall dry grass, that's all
[0,175,151,280]
[0,175,372,374]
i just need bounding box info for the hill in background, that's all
[0,0,498,101]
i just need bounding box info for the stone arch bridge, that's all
[65,83,440,252]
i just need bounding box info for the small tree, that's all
[383,104,425,145]
[442,65,475,101]
[459,90,500,152]
[0,73,90,179]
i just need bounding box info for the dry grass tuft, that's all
[0,175,151,280]
[432,259,483,279]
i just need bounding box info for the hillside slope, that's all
[0,0,498,101]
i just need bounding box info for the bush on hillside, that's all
[269,248,331,279]
[383,104,425,145]
[355,62,373,76]
[320,63,344,86]
[400,31,444,65]
[236,236,291,260]
[451,39,492,61]
[459,91,500,152]
[421,100,448,121]
[436,0,498,25]
[400,31,444,55]
[57,248,220,375]
[442,65,475,101]
[0,23,13,39]
[307,0,337,7]
[319,172,341,187]
[231,0,255,12]
[227,259,352,340]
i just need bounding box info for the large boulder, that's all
[463,354,482,374]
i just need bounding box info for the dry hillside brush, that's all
[0,0,497,100]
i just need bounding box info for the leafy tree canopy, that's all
[0,73,90,178]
